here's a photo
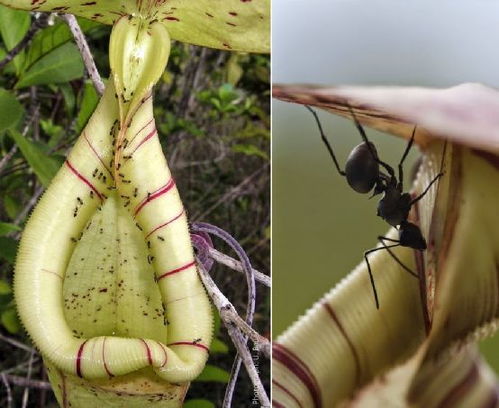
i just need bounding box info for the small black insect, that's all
[306,105,445,309]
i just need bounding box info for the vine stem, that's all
[196,258,270,407]
[191,222,257,406]
[61,14,104,96]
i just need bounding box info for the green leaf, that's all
[0,88,24,132]
[232,143,268,160]
[1,308,21,334]
[24,19,100,71]
[40,118,64,148]
[8,129,61,186]
[0,222,21,235]
[16,42,84,88]
[3,195,20,219]
[210,338,229,354]
[75,81,99,132]
[195,364,230,383]
[183,400,215,408]
[0,236,17,264]
[59,83,76,115]
[218,83,237,104]
[226,54,243,86]
[0,280,11,295]
[0,5,30,74]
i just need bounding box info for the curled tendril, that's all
[190,222,257,406]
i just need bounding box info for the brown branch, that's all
[219,306,270,358]
[60,14,104,96]
[21,350,35,408]
[2,375,51,390]
[208,247,270,287]
[13,185,44,226]
[0,373,13,408]
[0,145,18,174]
[0,334,36,354]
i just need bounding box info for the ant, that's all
[305,105,444,309]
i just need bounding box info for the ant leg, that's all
[363,248,382,309]
[347,106,396,179]
[378,236,419,278]
[398,126,416,191]
[305,105,346,177]
[364,241,400,309]
[410,172,443,205]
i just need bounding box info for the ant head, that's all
[399,221,427,250]
[345,142,380,194]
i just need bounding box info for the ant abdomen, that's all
[399,221,427,250]
[345,142,379,194]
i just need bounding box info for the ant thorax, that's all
[377,189,411,227]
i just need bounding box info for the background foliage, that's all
[0,10,269,407]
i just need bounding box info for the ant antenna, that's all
[397,126,416,192]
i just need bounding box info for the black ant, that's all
[305,105,444,309]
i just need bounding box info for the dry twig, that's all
[207,247,270,287]
[3,375,51,390]
[0,373,13,408]
[60,14,104,96]
[21,350,35,408]
[192,222,257,406]
[0,334,36,354]
[196,258,270,407]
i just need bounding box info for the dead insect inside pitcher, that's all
[305,105,445,309]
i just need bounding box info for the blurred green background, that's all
[272,0,499,371]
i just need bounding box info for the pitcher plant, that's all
[0,1,269,406]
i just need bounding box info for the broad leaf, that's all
[0,5,30,73]
[0,222,21,235]
[24,19,100,70]
[16,42,84,88]
[3,194,21,219]
[195,364,230,383]
[58,83,76,115]
[0,236,17,264]
[1,308,21,333]
[8,129,62,186]
[183,400,215,408]
[209,338,229,354]
[0,88,24,132]
[0,280,11,295]
[75,80,99,132]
